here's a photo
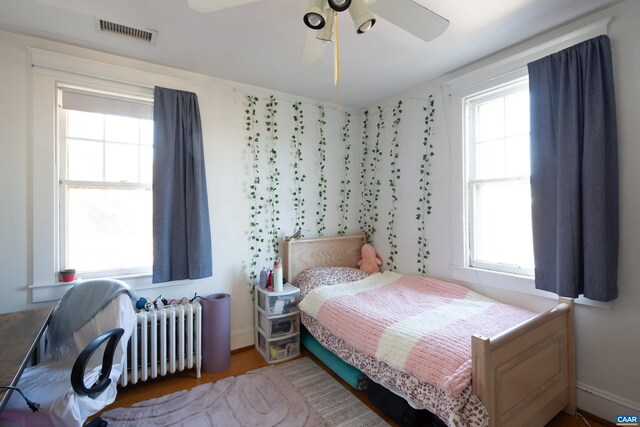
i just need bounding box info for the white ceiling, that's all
[0,0,621,108]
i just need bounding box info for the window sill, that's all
[30,274,195,303]
[451,266,612,310]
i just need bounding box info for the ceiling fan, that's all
[187,0,449,65]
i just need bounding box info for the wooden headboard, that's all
[282,232,366,283]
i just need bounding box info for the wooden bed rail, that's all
[472,297,576,427]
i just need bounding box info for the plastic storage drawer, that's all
[257,289,299,315]
[257,311,299,338]
[256,331,299,362]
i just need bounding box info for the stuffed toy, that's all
[357,243,383,274]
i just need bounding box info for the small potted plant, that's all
[59,268,76,283]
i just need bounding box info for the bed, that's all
[283,232,576,427]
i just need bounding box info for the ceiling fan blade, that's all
[368,0,449,42]
[187,0,262,13]
[300,29,329,65]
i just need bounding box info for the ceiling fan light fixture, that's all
[304,0,327,30]
[316,8,335,42]
[348,0,376,34]
[357,19,375,33]
[328,0,351,12]
[304,11,325,29]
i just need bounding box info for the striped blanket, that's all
[298,271,535,397]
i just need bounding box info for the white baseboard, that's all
[577,382,640,422]
[230,326,254,350]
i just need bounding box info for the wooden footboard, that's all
[472,297,576,427]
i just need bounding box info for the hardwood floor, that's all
[97,347,612,427]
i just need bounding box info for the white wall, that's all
[0,30,363,350]
[366,0,640,421]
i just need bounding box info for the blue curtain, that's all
[528,35,618,301]
[152,86,212,283]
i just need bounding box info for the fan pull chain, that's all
[333,10,341,110]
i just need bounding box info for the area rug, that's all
[278,358,387,427]
[100,357,388,426]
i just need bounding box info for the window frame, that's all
[57,92,154,278]
[464,77,534,277]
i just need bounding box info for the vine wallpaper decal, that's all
[366,106,384,243]
[358,110,371,241]
[316,104,328,236]
[291,100,306,235]
[242,92,437,286]
[244,95,263,287]
[265,95,280,259]
[417,94,436,275]
[337,112,352,236]
[386,100,403,271]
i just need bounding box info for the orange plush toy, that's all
[357,243,383,274]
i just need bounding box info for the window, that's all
[58,87,154,277]
[443,19,612,305]
[464,78,533,276]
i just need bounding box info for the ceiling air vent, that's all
[96,18,158,45]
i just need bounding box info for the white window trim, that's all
[445,17,612,309]
[28,48,197,302]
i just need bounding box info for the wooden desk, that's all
[0,307,52,412]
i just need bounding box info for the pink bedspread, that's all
[298,271,535,397]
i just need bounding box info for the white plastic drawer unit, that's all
[254,283,301,363]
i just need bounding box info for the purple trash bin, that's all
[201,293,231,373]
